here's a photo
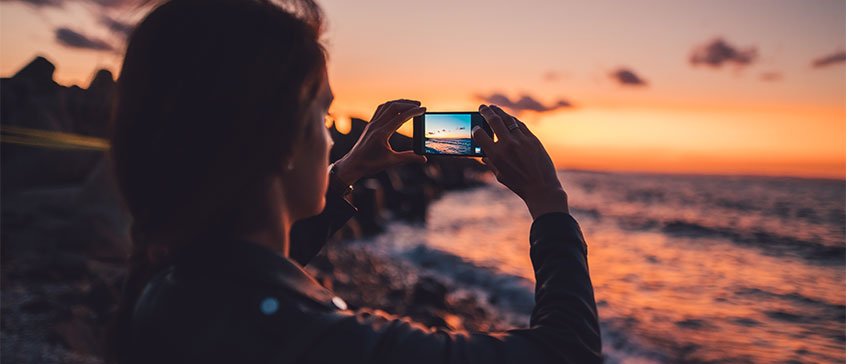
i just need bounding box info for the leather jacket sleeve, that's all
[289,189,357,266]
[293,212,602,364]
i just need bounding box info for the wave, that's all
[372,240,678,364]
[402,244,536,316]
[733,287,846,323]
[609,214,845,265]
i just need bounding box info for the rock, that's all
[73,69,115,137]
[13,56,56,86]
[1,56,109,193]
[411,276,448,309]
[87,69,114,91]
[48,253,91,282]
[350,181,385,236]
[50,315,100,356]
[86,276,120,317]
[20,297,55,314]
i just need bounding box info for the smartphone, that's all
[413,111,492,157]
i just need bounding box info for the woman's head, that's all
[108,0,330,360]
[112,0,330,245]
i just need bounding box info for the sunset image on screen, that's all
[424,113,472,154]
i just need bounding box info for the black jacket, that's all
[130,190,602,363]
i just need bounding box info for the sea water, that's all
[352,170,845,363]
[425,138,473,155]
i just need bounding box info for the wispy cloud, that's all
[100,14,134,36]
[55,27,113,51]
[0,0,63,7]
[476,93,573,114]
[811,51,846,68]
[543,71,562,82]
[6,0,137,41]
[759,72,782,82]
[609,68,647,86]
[2,0,136,9]
[690,38,757,68]
[89,0,135,8]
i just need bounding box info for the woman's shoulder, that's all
[129,241,349,364]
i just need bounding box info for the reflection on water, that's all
[365,170,846,363]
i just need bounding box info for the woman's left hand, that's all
[332,99,427,185]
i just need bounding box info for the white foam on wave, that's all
[348,221,667,363]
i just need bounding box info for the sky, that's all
[1,0,844,178]
[425,114,471,139]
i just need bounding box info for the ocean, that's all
[351,170,846,363]
[425,138,473,155]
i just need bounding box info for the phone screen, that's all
[413,112,491,157]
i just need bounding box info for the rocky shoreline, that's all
[1,57,499,363]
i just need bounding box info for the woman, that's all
[108,0,602,363]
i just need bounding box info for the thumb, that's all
[395,150,428,164]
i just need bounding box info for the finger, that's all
[490,105,523,138]
[394,150,427,164]
[481,157,501,176]
[479,104,511,142]
[388,106,425,133]
[472,125,494,154]
[380,102,420,122]
[371,100,419,122]
[371,102,388,122]
[388,99,421,106]
[515,118,538,141]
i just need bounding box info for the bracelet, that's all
[328,163,354,196]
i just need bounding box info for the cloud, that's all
[0,0,63,7]
[689,38,757,68]
[476,93,573,114]
[543,71,561,82]
[812,51,846,68]
[759,72,782,82]
[90,0,134,8]
[55,27,113,51]
[3,0,138,38]
[100,14,134,36]
[1,0,137,9]
[609,68,647,86]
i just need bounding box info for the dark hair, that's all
[106,0,326,361]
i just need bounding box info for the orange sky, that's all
[1,0,844,178]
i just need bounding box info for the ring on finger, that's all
[507,123,520,131]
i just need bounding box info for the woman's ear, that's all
[277,151,297,175]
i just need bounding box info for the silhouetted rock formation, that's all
[1,57,116,194]
[13,56,56,85]
[2,56,114,136]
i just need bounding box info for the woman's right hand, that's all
[472,104,569,219]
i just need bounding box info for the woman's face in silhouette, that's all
[284,73,334,221]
